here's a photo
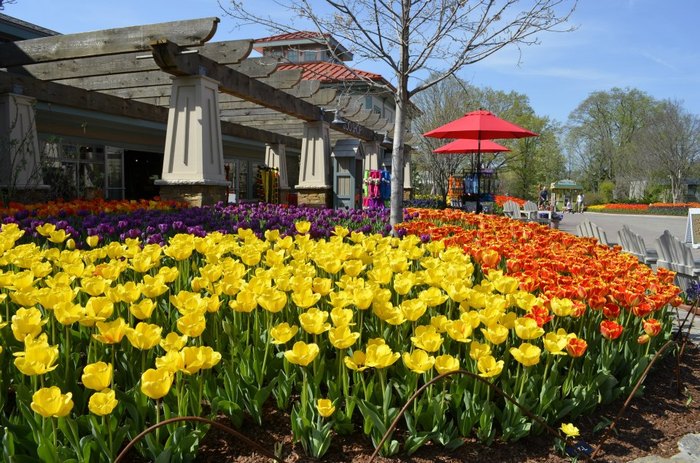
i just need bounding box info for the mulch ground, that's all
[194,336,700,463]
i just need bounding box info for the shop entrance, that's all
[124,150,163,200]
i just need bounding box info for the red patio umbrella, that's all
[424,109,538,212]
[433,138,510,154]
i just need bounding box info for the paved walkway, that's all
[553,211,700,462]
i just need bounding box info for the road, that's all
[556,211,698,258]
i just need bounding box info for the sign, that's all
[685,208,700,248]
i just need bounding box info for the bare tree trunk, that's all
[390,91,406,228]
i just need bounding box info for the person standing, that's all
[538,185,549,209]
[576,193,584,213]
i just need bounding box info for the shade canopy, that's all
[550,179,583,191]
[433,138,510,154]
[423,109,538,140]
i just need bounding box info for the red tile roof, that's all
[278,62,384,83]
[255,31,328,43]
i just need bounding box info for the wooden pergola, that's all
[1,17,409,206]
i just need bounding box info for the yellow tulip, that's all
[410,325,444,352]
[550,297,574,317]
[330,307,354,327]
[316,398,336,418]
[477,355,504,378]
[257,287,288,313]
[312,277,333,296]
[299,307,331,335]
[328,325,360,349]
[510,343,542,367]
[418,287,448,307]
[130,298,156,320]
[269,323,299,344]
[157,266,179,283]
[141,274,169,298]
[13,333,59,376]
[35,223,56,237]
[80,297,114,327]
[393,271,417,296]
[140,368,174,399]
[512,291,540,311]
[352,287,374,310]
[48,229,70,244]
[11,307,45,342]
[228,288,258,313]
[294,221,311,234]
[31,386,73,418]
[445,319,472,343]
[80,276,111,297]
[342,259,365,277]
[560,423,580,438]
[364,343,400,369]
[126,322,162,350]
[481,323,509,345]
[284,341,319,367]
[156,351,185,373]
[430,315,449,333]
[86,235,100,248]
[344,351,368,371]
[491,274,519,294]
[400,298,428,322]
[88,388,118,416]
[367,264,393,285]
[469,341,492,361]
[372,301,406,326]
[434,354,460,375]
[291,287,322,310]
[177,312,207,337]
[514,317,545,340]
[93,318,128,344]
[402,349,435,374]
[82,362,113,391]
[543,329,570,355]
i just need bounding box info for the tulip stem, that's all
[51,417,57,448]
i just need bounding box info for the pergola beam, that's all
[4,39,255,81]
[1,17,220,67]
[0,71,300,147]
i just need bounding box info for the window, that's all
[302,50,318,62]
[287,50,298,63]
[364,95,373,110]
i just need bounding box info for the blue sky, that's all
[5,0,700,124]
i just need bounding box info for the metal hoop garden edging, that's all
[367,337,681,463]
[114,415,283,463]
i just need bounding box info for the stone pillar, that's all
[0,92,48,203]
[155,75,227,206]
[265,142,289,204]
[295,121,331,208]
[403,149,413,201]
[362,140,381,172]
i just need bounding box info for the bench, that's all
[576,220,617,247]
[617,225,658,265]
[656,230,700,292]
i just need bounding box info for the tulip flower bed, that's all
[3,201,400,248]
[586,202,700,215]
[0,204,681,462]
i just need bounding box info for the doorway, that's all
[124,150,162,200]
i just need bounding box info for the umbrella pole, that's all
[476,139,481,214]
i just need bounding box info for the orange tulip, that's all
[600,320,623,340]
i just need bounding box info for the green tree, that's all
[566,87,656,198]
[222,0,576,227]
[636,99,700,203]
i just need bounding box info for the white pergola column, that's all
[0,92,48,199]
[265,142,290,203]
[362,140,381,172]
[296,120,331,207]
[155,75,227,206]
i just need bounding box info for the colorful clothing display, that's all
[255,166,280,203]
